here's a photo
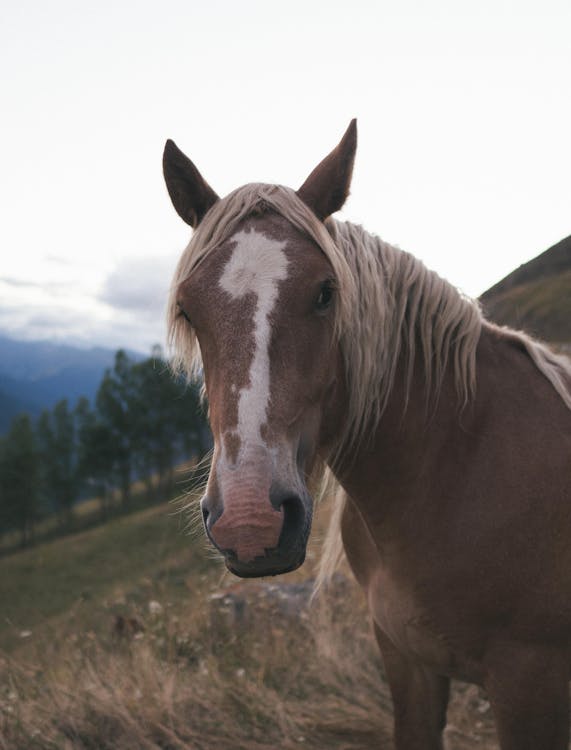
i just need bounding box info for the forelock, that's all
[167,183,357,378]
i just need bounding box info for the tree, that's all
[0,414,41,546]
[96,350,137,509]
[36,400,78,527]
[176,380,211,460]
[133,349,186,494]
[0,346,211,547]
[75,397,115,520]
[130,346,211,499]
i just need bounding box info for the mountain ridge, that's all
[0,334,146,432]
[479,234,571,344]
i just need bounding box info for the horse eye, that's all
[177,303,192,325]
[315,281,334,311]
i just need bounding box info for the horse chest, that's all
[341,498,483,679]
[367,569,483,682]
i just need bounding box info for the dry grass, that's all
[0,576,502,749]
[0,496,502,749]
[0,578,392,749]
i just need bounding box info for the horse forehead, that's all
[213,226,293,460]
[219,226,290,300]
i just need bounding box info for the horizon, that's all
[0,228,568,357]
[1,0,570,353]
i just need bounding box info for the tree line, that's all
[0,347,210,547]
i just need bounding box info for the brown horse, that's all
[163,121,571,749]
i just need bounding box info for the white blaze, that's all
[219,227,289,460]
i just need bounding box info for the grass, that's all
[0,495,500,749]
[0,499,210,653]
[0,581,395,749]
[0,459,200,556]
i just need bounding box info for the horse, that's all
[162,120,571,749]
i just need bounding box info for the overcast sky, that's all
[0,0,569,353]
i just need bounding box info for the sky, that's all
[0,0,569,354]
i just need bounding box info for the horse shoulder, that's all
[341,491,471,677]
[340,324,571,681]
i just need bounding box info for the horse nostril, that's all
[200,495,220,534]
[277,494,306,549]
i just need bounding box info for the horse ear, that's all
[163,140,219,228]
[296,119,357,220]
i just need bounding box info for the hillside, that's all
[480,234,571,344]
[0,497,499,749]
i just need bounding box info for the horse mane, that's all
[328,220,483,450]
[167,182,571,590]
[168,180,571,449]
[168,183,484,454]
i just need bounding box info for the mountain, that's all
[0,376,40,432]
[480,235,571,344]
[0,336,144,432]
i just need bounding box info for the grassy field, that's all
[0,493,501,749]
[0,500,208,653]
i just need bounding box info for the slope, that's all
[480,234,571,344]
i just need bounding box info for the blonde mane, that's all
[168,183,484,455]
[167,183,571,588]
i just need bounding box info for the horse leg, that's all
[484,643,569,750]
[374,624,450,750]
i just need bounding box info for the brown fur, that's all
[163,140,219,227]
[338,324,571,748]
[163,122,571,748]
[175,212,336,571]
[297,119,357,220]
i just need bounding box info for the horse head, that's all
[163,121,357,577]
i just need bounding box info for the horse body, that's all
[163,121,571,748]
[341,322,571,673]
[338,321,571,748]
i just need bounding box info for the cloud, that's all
[0,276,73,294]
[0,276,38,288]
[0,255,180,354]
[98,255,178,318]
[0,299,163,355]
[44,254,74,266]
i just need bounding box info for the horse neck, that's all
[330,339,468,523]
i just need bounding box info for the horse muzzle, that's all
[201,460,313,577]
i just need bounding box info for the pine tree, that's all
[96,351,136,509]
[0,415,40,546]
[37,400,78,528]
[75,397,115,519]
